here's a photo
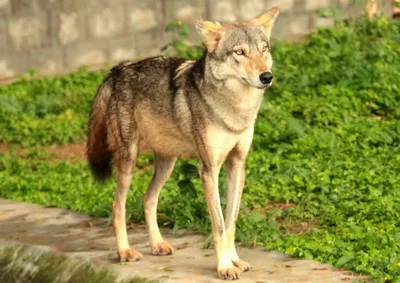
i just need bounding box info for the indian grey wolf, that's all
[87,6,279,280]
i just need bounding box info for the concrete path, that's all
[0,199,364,282]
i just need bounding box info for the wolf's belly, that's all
[137,112,197,158]
[139,135,197,158]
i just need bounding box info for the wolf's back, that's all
[87,73,114,181]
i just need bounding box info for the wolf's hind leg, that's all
[143,154,177,255]
[113,144,143,262]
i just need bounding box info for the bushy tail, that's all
[87,75,113,181]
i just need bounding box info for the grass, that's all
[0,245,157,283]
[0,14,400,282]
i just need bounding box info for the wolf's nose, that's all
[259,72,273,85]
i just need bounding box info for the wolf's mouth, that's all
[240,77,249,85]
[258,82,272,89]
[240,77,271,89]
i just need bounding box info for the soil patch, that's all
[47,142,86,162]
[0,144,8,154]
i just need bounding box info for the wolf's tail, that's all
[87,74,113,181]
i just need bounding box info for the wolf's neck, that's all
[196,55,264,132]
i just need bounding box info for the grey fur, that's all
[87,6,279,281]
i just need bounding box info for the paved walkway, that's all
[0,199,364,282]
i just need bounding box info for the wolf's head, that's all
[196,7,279,89]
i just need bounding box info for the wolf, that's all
[87,6,279,280]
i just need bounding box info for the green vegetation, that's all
[0,69,106,146]
[0,245,157,283]
[1,15,400,281]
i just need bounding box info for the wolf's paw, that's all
[118,248,143,262]
[233,259,251,272]
[218,266,242,280]
[151,241,174,255]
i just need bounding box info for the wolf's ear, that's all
[196,20,222,53]
[253,6,280,37]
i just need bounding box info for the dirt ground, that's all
[0,142,86,160]
[0,199,367,282]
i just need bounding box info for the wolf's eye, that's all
[234,49,244,56]
[262,46,268,52]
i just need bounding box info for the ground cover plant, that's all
[0,244,156,283]
[0,15,400,281]
[0,69,106,146]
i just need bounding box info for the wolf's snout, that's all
[259,72,273,85]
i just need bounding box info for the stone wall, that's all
[0,0,393,80]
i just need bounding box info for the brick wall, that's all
[0,0,393,80]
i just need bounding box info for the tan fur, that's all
[174,60,196,81]
[196,21,222,53]
[112,147,143,262]
[246,54,268,75]
[253,7,280,37]
[136,110,197,158]
[87,6,279,281]
[143,155,176,255]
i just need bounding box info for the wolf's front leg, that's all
[199,162,242,280]
[225,129,254,272]
[225,154,250,272]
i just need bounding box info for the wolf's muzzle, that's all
[259,72,273,85]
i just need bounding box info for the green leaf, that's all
[394,232,400,243]
[165,20,178,32]
[336,255,354,267]
[316,8,334,18]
